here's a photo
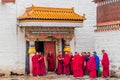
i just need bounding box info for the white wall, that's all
[0,2,26,73]
[0,3,18,71]
[95,31,120,70]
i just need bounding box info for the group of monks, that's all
[32,51,55,76]
[32,50,110,79]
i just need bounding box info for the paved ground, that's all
[0,76,119,80]
[0,73,119,80]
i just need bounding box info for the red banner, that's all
[2,0,15,3]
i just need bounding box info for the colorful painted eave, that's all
[18,5,86,22]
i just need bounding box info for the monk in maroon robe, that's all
[38,52,46,76]
[101,50,109,77]
[81,52,87,75]
[47,51,55,71]
[32,52,40,76]
[88,53,96,78]
[63,52,70,75]
[70,54,74,75]
[86,52,91,75]
[73,52,84,77]
[57,52,63,74]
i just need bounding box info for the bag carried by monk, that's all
[98,66,102,77]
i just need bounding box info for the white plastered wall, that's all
[95,31,120,71]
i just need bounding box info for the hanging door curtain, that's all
[44,41,56,55]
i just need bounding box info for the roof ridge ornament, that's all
[32,4,35,8]
[27,4,35,16]
[72,7,74,11]
[83,14,85,17]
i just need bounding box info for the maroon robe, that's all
[86,55,90,75]
[57,54,63,74]
[101,52,109,77]
[39,54,46,75]
[70,55,74,75]
[88,56,96,78]
[32,54,40,76]
[47,53,55,71]
[63,52,70,75]
[82,55,87,75]
[73,54,84,77]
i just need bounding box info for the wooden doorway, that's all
[35,41,56,56]
[44,41,56,69]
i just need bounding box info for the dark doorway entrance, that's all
[35,41,44,54]
[62,39,65,56]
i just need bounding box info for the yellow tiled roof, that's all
[18,5,86,22]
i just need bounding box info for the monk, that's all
[70,53,74,75]
[73,52,84,77]
[32,52,40,76]
[47,51,55,71]
[86,52,91,75]
[57,52,63,75]
[63,52,70,75]
[38,52,46,76]
[81,52,87,75]
[93,51,100,77]
[101,50,109,77]
[87,53,96,78]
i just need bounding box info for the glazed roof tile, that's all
[18,5,86,22]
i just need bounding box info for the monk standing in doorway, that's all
[32,52,40,76]
[38,52,46,76]
[101,50,109,77]
[47,51,55,71]
[63,52,70,75]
